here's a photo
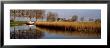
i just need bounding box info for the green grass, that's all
[10,20,26,26]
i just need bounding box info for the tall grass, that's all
[35,21,101,32]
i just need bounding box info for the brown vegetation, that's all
[35,21,101,32]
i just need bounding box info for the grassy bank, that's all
[35,21,101,32]
[10,21,26,26]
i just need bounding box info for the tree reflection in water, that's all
[10,25,44,39]
[36,27,101,39]
[10,25,101,39]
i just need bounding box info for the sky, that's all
[11,9,101,21]
[45,9,101,21]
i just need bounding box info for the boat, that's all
[26,21,34,25]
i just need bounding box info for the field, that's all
[35,21,101,32]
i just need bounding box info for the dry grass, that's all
[35,21,101,32]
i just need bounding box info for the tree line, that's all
[10,10,101,22]
[10,10,45,21]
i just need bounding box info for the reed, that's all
[35,21,101,32]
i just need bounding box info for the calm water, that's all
[10,25,101,39]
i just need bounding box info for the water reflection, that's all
[10,25,44,39]
[10,25,101,39]
[36,27,101,39]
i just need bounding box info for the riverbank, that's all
[10,21,27,26]
[35,21,101,32]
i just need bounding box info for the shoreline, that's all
[35,21,101,32]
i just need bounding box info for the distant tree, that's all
[54,13,58,21]
[89,18,94,22]
[71,15,78,21]
[10,10,14,16]
[95,18,101,23]
[47,12,58,22]
[57,18,65,21]
[35,10,45,21]
[10,10,45,22]
[10,10,16,22]
[80,17,84,22]
[57,18,61,21]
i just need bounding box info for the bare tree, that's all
[35,10,45,21]
[10,10,16,22]
[80,17,84,22]
[10,10,45,22]
[47,12,58,22]
[95,18,101,23]
[71,15,78,22]
[89,18,94,22]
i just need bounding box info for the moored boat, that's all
[26,21,34,25]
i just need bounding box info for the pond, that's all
[10,25,101,39]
